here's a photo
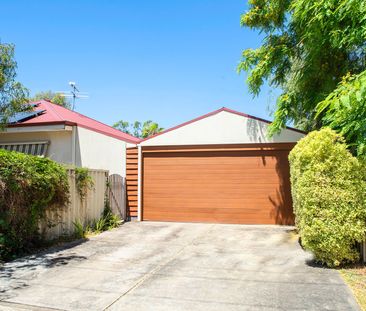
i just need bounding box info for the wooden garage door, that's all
[142,145,294,225]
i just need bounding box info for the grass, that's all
[340,264,366,311]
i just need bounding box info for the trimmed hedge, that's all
[0,149,69,261]
[289,128,366,267]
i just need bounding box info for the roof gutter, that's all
[2,123,73,133]
[5,121,140,144]
[6,121,76,128]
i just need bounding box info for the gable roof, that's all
[8,100,140,143]
[141,107,306,142]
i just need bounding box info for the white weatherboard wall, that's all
[75,126,128,176]
[0,126,131,176]
[140,110,304,146]
[0,130,73,164]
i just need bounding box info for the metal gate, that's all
[108,174,126,221]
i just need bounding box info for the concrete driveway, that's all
[0,222,359,311]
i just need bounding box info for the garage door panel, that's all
[145,160,277,167]
[145,158,280,169]
[144,178,282,184]
[143,211,284,224]
[144,171,282,183]
[142,149,293,225]
[144,169,283,177]
[143,198,285,208]
[144,179,282,186]
[144,191,280,199]
[144,183,282,191]
[143,191,283,202]
[145,150,283,158]
[145,170,282,177]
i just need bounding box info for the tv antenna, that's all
[57,82,89,110]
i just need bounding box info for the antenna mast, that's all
[69,82,79,110]
[56,82,88,111]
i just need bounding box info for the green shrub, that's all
[289,128,366,267]
[0,149,69,261]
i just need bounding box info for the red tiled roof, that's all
[9,100,140,144]
[141,107,306,142]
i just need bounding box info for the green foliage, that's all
[100,206,121,230]
[0,149,69,261]
[141,120,164,139]
[238,0,366,134]
[112,120,130,134]
[30,91,71,109]
[74,167,94,201]
[132,121,142,137]
[94,217,106,233]
[316,71,366,158]
[0,42,29,128]
[93,206,121,233]
[289,128,366,267]
[72,220,85,239]
[113,119,164,138]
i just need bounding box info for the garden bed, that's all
[340,265,366,310]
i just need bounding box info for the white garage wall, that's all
[0,130,73,164]
[75,126,128,176]
[140,110,305,146]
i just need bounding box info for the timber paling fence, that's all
[40,169,125,240]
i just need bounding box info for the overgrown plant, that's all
[0,149,69,261]
[72,207,121,238]
[74,167,94,201]
[289,129,366,267]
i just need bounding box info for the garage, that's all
[131,107,305,225]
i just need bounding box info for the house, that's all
[127,107,305,224]
[0,100,140,176]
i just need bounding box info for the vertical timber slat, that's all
[126,147,139,218]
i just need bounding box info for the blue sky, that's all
[1,0,279,129]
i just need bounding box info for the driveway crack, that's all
[103,224,215,310]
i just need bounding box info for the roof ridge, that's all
[220,107,306,133]
[41,100,65,121]
[140,107,225,142]
[69,107,139,141]
[24,100,140,143]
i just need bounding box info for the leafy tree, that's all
[316,71,366,157]
[112,120,131,134]
[141,120,164,138]
[132,121,142,137]
[238,0,366,134]
[112,120,163,138]
[0,42,29,128]
[31,91,71,109]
